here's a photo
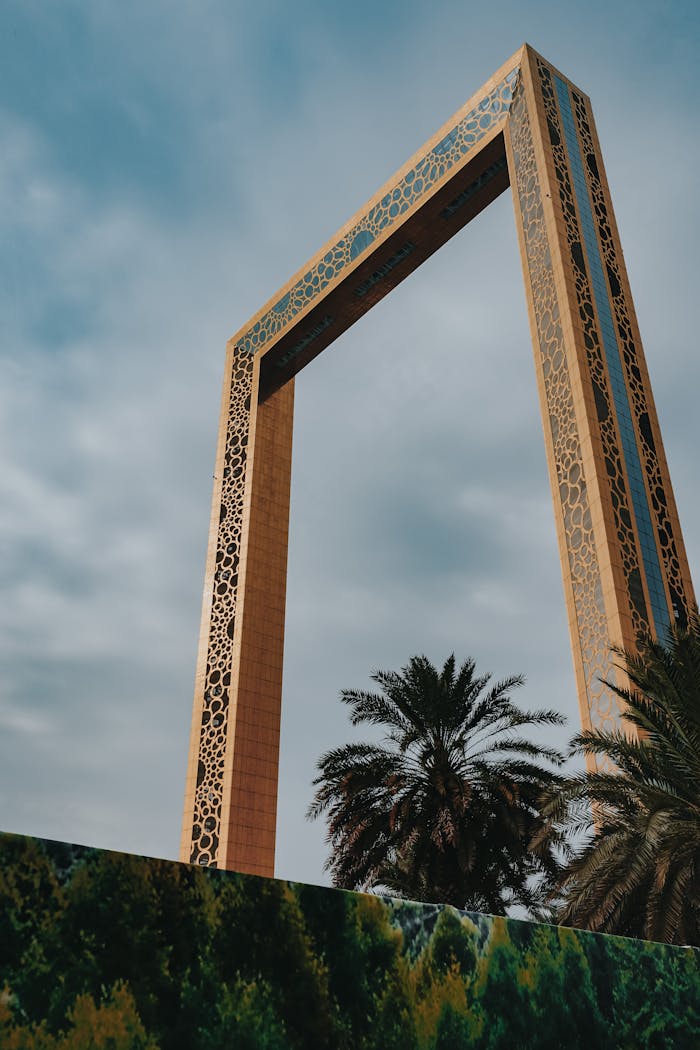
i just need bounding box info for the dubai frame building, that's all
[181,45,695,875]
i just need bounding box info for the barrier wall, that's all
[1,832,698,1048]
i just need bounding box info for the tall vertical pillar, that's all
[181,341,293,873]
[506,46,695,743]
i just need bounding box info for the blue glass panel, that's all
[349,229,376,261]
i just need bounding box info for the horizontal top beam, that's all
[228,46,530,394]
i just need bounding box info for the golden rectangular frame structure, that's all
[181,44,695,874]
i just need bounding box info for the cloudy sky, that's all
[1,1,698,887]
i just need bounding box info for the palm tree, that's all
[307,654,566,915]
[543,613,700,945]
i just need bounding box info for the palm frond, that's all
[547,612,700,945]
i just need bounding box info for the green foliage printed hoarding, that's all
[0,832,698,1048]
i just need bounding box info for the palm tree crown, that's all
[308,654,565,914]
[544,614,700,945]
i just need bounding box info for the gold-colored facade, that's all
[181,45,695,874]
